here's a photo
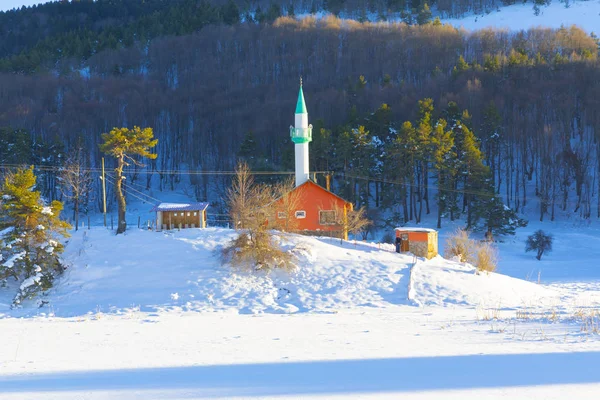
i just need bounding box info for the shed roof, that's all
[150,202,209,212]
[394,227,437,233]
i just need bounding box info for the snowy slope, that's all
[0,226,572,318]
[2,227,600,399]
[444,0,600,32]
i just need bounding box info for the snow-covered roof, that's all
[150,202,209,212]
[394,227,437,233]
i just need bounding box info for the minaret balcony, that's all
[290,125,313,144]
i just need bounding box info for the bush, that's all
[525,230,553,260]
[445,228,476,263]
[221,231,293,271]
[222,162,294,271]
[381,232,394,244]
[475,242,498,273]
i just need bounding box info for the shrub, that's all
[445,228,476,263]
[381,232,394,244]
[222,162,294,271]
[525,230,553,260]
[475,242,498,273]
[221,231,293,271]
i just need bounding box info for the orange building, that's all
[394,227,438,259]
[273,80,353,239]
[273,180,353,239]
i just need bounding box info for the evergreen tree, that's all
[453,121,489,228]
[416,3,432,25]
[238,131,259,165]
[479,197,527,238]
[416,98,434,219]
[431,118,455,228]
[265,3,282,23]
[452,55,470,76]
[287,3,295,17]
[99,126,158,234]
[0,127,32,165]
[222,0,240,25]
[0,167,70,305]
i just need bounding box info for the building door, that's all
[401,233,409,252]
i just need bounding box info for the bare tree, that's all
[59,147,93,230]
[272,177,303,233]
[330,202,371,241]
[223,162,292,271]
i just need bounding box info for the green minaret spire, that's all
[295,77,307,114]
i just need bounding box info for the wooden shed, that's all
[150,202,209,230]
[394,227,438,259]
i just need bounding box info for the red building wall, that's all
[275,180,352,235]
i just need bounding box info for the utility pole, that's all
[102,157,107,227]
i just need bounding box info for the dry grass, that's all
[223,162,295,272]
[445,228,476,263]
[475,242,498,273]
[221,231,293,272]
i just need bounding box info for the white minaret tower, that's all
[290,78,312,187]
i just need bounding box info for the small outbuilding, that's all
[151,202,209,230]
[394,227,438,259]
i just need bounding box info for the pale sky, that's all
[1,0,52,12]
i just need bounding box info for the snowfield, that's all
[2,226,600,399]
[444,0,600,33]
[0,227,572,317]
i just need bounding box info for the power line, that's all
[104,174,161,204]
[105,174,162,203]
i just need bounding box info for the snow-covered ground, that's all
[2,224,600,399]
[444,0,600,33]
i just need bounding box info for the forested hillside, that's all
[1,0,599,233]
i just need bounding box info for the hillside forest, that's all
[1,1,600,236]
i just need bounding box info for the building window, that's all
[319,210,337,225]
[173,212,178,217]
[187,212,191,216]
[193,212,197,216]
[295,210,306,219]
[278,212,287,219]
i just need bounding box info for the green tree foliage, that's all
[238,131,259,165]
[431,119,455,228]
[265,3,283,23]
[0,167,70,305]
[0,0,224,73]
[222,0,241,25]
[0,127,32,165]
[525,230,553,260]
[452,55,470,76]
[479,197,527,238]
[416,3,432,25]
[99,126,158,234]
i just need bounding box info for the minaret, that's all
[290,78,312,187]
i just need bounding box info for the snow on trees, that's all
[0,167,70,305]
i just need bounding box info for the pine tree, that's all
[431,118,455,228]
[416,3,432,25]
[416,98,434,220]
[99,126,158,234]
[222,0,240,25]
[480,197,527,238]
[0,167,70,305]
[453,121,489,228]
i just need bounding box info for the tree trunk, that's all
[74,197,79,231]
[115,156,127,234]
